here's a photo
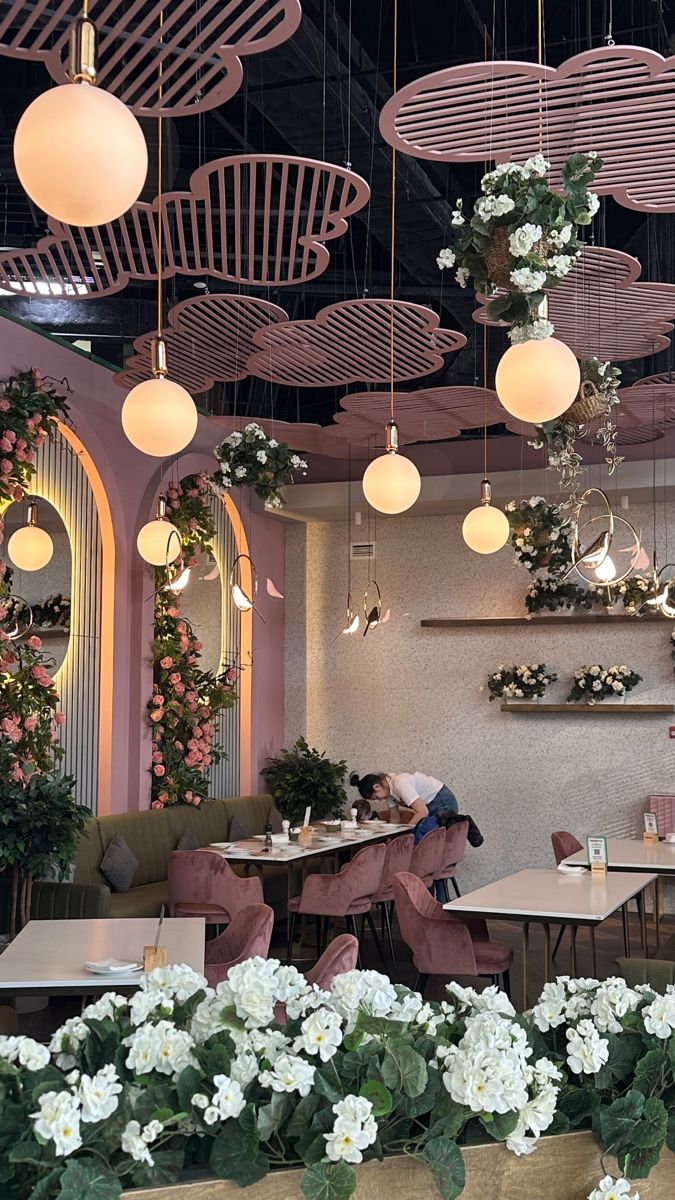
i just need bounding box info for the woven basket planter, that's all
[484,225,553,291]
[122,1133,675,1200]
[565,380,608,425]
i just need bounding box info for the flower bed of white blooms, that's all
[567,664,642,704]
[213,423,307,508]
[0,966,673,1200]
[486,663,557,701]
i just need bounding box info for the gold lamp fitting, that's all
[68,13,97,85]
[479,478,493,506]
[385,421,400,454]
[156,494,168,520]
[151,337,168,379]
[26,500,40,526]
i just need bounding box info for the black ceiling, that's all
[0,0,674,430]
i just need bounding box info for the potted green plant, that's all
[0,764,87,938]
[261,737,347,826]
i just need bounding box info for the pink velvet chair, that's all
[305,934,360,989]
[368,833,414,964]
[286,842,386,967]
[551,832,583,959]
[649,796,675,837]
[203,904,274,986]
[392,871,513,998]
[168,850,263,927]
[410,827,447,888]
[434,820,469,903]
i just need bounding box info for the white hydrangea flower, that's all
[547,254,575,278]
[212,1074,246,1119]
[49,1017,89,1070]
[642,989,675,1038]
[566,1019,609,1074]
[510,267,547,293]
[0,1037,51,1071]
[549,223,573,248]
[455,266,470,288]
[588,1177,639,1200]
[506,1081,559,1156]
[508,318,554,344]
[324,1096,377,1164]
[141,965,208,1004]
[121,1119,159,1166]
[508,223,543,256]
[230,1047,259,1086]
[437,247,456,270]
[446,981,515,1017]
[81,994,127,1022]
[329,969,398,1031]
[79,1064,123,1123]
[129,990,173,1026]
[258,1053,315,1097]
[586,191,600,216]
[268,438,278,448]
[590,979,641,1034]
[124,1019,196,1078]
[442,1010,543,1116]
[295,1008,343,1062]
[256,450,268,465]
[523,153,550,176]
[31,1090,82,1157]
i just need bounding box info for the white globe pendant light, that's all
[137,496,181,566]
[122,338,198,457]
[462,479,510,555]
[13,10,147,227]
[362,422,421,515]
[7,501,54,571]
[495,337,580,424]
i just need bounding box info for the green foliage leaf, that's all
[314,1072,343,1104]
[210,1121,268,1187]
[381,1046,427,1099]
[421,1137,466,1200]
[130,1147,184,1190]
[300,1161,357,1200]
[632,1097,668,1149]
[479,1110,519,1141]
[594,1032,643,1090]
[598,1090,645,1154]
[558,1086,600,1128]
[132,1084,174,1129]
[634,1049,669,1098]
[27,1169,63,1200]
[175,1065,203,1114]
[666,1107,675,1153]
[57,1158,121,1200]
[286,1093,322,1139]
[359,1080,393,1117]
[618,1141,663,1180]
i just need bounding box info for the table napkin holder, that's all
[643,831,659,846]
[143,945,167,971]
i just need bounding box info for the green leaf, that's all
[666,1107,675,1154]
[132,1085,174,1128]
[426,1096,467,1142]
[286,1093,322,1139]
[210,1107,268,1187]
[381,1046,427,1099]
[300,1162,356,1200]
[27,1170,63,1200]
[359,1081,393,1117]
[598,1090,645,1154]
[594,1033,643,1089]
[479,1110,519,1141]
[176,1065,203,1113]
[618,1142,663,1180]
[421,1137,466,1200]
[57,1159,121,1200]
[634,1050,669,1098]
[130,1147,184,1190]
[558,1086,600,1128]
[632,1097,668,1149]
[9,1140,45,1167]
[314,1072,342,1104]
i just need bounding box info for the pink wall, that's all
[0,313,285,811]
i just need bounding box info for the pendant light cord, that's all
[156,11,164,339]
[388,0,398,424]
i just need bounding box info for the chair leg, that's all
[365,911,386,965]
[315,914,322,960]
[321,916,330,954]
[414,972,429,996]
[451,877,461,898]
[380,903,386,938]
[552,924,567,960]
[359,913,366,939]
[382,902,396,966]
[502,969,511,1000]
[286,911,297,964]
[346,915,362,968]
[437,878,450,904]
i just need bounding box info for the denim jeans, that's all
[412,785,458,844]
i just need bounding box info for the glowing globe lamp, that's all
[495,338,580,424]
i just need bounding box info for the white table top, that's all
[444,868,656,923]
[0,918,205,993]
[564,837,675,874]
[205,821,410,865]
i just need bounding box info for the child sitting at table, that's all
[353,797,378,823]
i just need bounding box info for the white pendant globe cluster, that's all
[122,371,198,458]
[7,502,54,572]
[362,422,421,515]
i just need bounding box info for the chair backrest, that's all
[551,831,583,865]
[377,834,414,894]
[204,904,274,975]
[392,871,477,976]
[439,820,469,874]
[649,796,675,837]
[616,956,675,993]
[410,827,446,885]
[168,848,264,922]
[305,934,359,989]
[340,842,387,906]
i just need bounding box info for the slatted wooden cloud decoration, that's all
[0,0,302,117]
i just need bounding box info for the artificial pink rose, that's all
[28,635,42,650]
[152,750,162,763]
[174,740,183,751]
[153,764,165,777]
[1,459,11,473]
[24,715,37,731]
[158,791,169,802]
[185,790,193,801]
[160,656,173,669]
[54,712,66,726]
[188,517,198,531]
[177,622,187,634]
[151,799,165,809]
[199,707,210,718]
[11,762,23,781]
[169,672,181,685]
[188,488,199,498]
[152,695,164,706]
[15,438,26,450]
[150,710,163,723]
[13,486,22,501]
[0,396,9,411]
[32,369,44,390]
[167,607,179,618]
[193,641,202,652]
[173,682,185,696]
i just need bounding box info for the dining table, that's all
[562,836,675,952]
[444,867,656,1008]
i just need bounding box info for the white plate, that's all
[84,960,143,975]
[252,833,290,845]
[210,842,232,850]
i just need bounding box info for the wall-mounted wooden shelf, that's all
[501,702,674,714]
[422,614,665,628]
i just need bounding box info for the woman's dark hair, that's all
[349,771,387,800]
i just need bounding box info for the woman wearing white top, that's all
[349,770,458,843]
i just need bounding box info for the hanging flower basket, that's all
[565,379,607,425]
[483,225,553,293]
